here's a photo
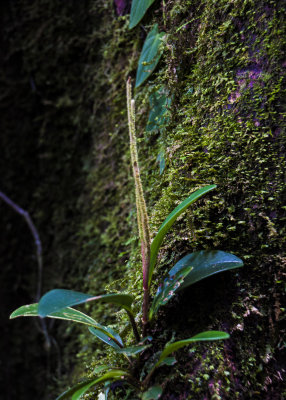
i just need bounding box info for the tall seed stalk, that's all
[126,78,151,335]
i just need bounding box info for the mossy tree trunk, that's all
[0,0,285,399]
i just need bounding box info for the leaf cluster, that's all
[11,183,243,398]
[9,2,245,399]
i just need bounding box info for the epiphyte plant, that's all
[10,79,243,400]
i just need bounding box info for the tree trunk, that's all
[0,0,285,399]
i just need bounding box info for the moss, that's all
[1,0,285,398]
[80,0,285,398]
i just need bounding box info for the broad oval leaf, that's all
[56,370,129,400]
[147,89,171,133]
[149,265,193,320]
[142,385,163,400]
[10,303,124,346]
[10,303,103,327]
[135,24,165,88]
[129,0,156,29]
[38,289,134,317]
[149,185,217,285]
[155,331,229,368]
[115,343,152,356]
[169,250,243,290]
[89,326,123,350]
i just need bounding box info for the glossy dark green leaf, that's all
[142,385,163,400]
[155,331,229,368]
[149,185,217,285]
[11,303,98,325]
[129,0,156,29]
[116,344,152,356]
[38,289,134,317]
[147,89,171,132]
[96,324,123,346]
[89,326,123,350]
[10,303,124,346]
[56,370,129,400]
[149,265,193,320]
[168,250,243,290]
[135,24,165,87]
[10,303,102,327]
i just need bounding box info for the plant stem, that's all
[142,365,156,388]
[126,311,141,342]
[126,78,151,336]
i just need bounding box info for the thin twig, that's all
[0,190,43,301]
[0,190,51,347]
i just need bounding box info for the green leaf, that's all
[129,0,156,29]
[149,265,193,320]
[10,303,124,346]
[104,381,111,400]
[168,250,243,290]
[89,326,123,350]
[156,151,165,175]
[10,303,39,319]
[38,289,134,317]
[115,344,152,356]
[56,370,129,400]
[135,24,165,88]
[142,385,163,400]
[155,331,229,368]
[149,185,217,285]
[140,335,153,343]
[147,89,171,132]
[10,303,104,328]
